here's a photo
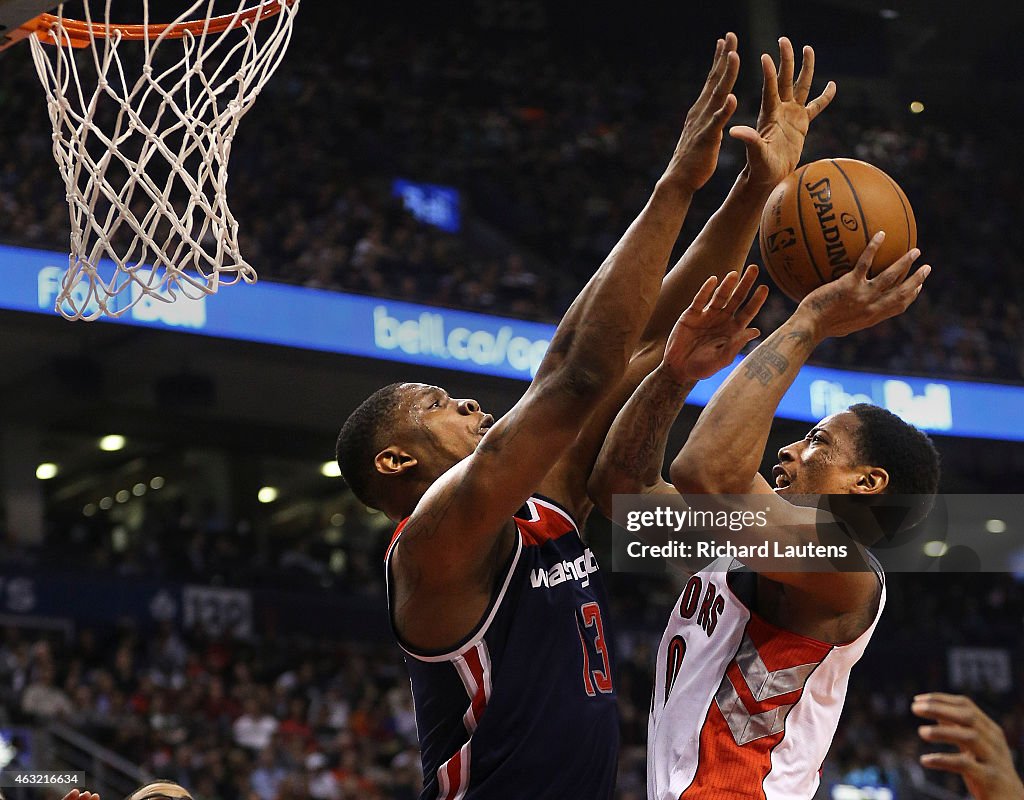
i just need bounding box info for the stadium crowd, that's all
[1,568,1021,800]
[0,13,1020,382]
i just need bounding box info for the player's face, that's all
[772,411,866,495]
[400,383,494,470]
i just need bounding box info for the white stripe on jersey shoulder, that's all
[384,530,402,562]
[394,531,524,664]
[529,495,580,535]
[477,641,493,698]
[454,647,480,733]
[519,500,542,523]
[865,548,885,586]
[454,741,471,800]
[702,556,752,614]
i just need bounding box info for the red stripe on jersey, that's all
[463,643,490,728]
[518,499,577,547]
[440,643,492,798]
[437,740,471,800]
[385,517,410,563]
[681,701,779,800]
[746,612,833,669]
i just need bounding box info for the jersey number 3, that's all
[577,602,613,696]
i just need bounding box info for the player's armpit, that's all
[538,345,667,521]
[390,529,514,653]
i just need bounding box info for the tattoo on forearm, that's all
[610,381,684,480]
[743,341,789,386]
[742,329,812,386]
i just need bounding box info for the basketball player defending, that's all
[589,234,939,799]
[335,34,835,799]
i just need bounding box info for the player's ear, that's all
[375,446,417,477]
[852,467,888,495]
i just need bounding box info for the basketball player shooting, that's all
[334,33,835,799]
[589,235,939,799]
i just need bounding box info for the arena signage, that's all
[2,243,1023,440]
[392,178,462,233]
[0,567,389,640]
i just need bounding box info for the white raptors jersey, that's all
[648,557,885,800]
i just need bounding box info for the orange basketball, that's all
[758,158,917,302]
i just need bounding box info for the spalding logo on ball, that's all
[759,158,917,301]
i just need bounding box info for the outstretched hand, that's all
[797,231,930,340]
[730,36,837,188]
[913,693,1024,800]
[661,265,768,382]
[62,792,100,800]
[663,32,741,193]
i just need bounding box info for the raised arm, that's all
[670,233,930,495]
[591,274,875,615]
[643,37,837,346]
[393,37,742,646]
[588,267,766,514]
[643,237,929,613]
[547,36,836,521]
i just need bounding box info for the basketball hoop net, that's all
[24,0,300,320]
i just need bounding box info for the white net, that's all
[26,0,300,320]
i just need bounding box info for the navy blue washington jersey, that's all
[385,494,619,799]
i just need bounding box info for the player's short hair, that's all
[336,382,406,508]
[126,782,193,800]
[848,403,941,525]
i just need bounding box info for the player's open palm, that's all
[799,231,930,339]
[662,265,768,382]
[913,693,1024,800]
[664,32,740,193]
[730,36,837,188]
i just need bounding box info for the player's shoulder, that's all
[514,494,582,548]
[515,494,579,525]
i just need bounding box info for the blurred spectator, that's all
[249,747,287,800]
[20,660,72,720]
[1,567,1020,799]
[233,697,279,752]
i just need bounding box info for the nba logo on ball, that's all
[765,228,797,253]
[759,158,917,302]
